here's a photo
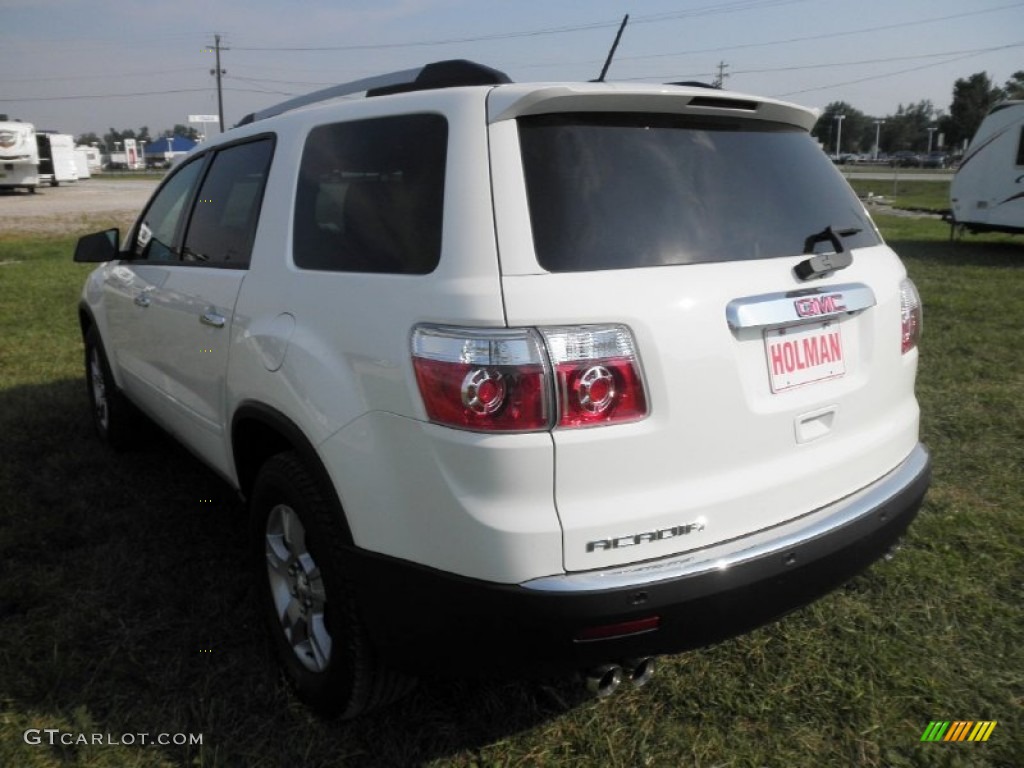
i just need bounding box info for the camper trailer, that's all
[36,132,78,186]
[949,101,1024,235]
[0,119,39,192]
[72,146,94,179]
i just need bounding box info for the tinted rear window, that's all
[519,113,880,272]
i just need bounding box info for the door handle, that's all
[200,311,226,328]
[134,294,151,308]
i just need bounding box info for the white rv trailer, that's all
[72,146,93,179]
[36,132,78,186]
[0,119,40,192]
[949,100,1024,235]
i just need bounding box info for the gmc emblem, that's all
[794,294,846,318]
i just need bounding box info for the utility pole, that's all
[712,61,729,88]
[210,34,227,133]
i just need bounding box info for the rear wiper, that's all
[795,225,861,281]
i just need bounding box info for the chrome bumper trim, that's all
[522,443,929,593]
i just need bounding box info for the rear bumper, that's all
[347,443,930,676]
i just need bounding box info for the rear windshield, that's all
[518,113,880,272]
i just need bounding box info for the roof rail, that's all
[237,59,511,126]
[666,81,720,89]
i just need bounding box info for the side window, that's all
[293,114,447,274]
[1016,126,1024,166]
[132,158,205,260]
[182,139,274,267]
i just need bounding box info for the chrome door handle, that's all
[200,311,226,328]
[134,294,151,308]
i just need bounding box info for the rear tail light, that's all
[899,278,922,354]
[411,327,551,432]
[542,325,648,428]
[411,324,648,432]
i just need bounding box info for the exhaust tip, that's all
[585,663,623,698]
[623,656,656,688]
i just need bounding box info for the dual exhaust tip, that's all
[584,657,656,698]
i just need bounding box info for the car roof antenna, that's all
[594,14,629,82]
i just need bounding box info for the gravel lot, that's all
[0,178,158,235]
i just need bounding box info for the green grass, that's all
[1,220,1021,767]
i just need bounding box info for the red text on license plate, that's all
[765,321,845,393]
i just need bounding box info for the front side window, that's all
[293,114,447,274]
[519,113,881,272]
[182,138,274,266]
[132,158,205,260]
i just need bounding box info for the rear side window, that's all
[183,138,273,267]
[294,114,447,274]
[519,113,880,272]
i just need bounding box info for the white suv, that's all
[74,60,930,718]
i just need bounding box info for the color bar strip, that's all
[946,721,972,742]
[921,721,949,742]
[979,721,997,742]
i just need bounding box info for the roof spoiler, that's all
[236,59,511,127]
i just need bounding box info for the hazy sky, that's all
[1,0,1021,140]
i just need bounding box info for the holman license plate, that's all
[765,320,845,392]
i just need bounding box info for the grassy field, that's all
[846,178,951,214]
[0,218,1021,767]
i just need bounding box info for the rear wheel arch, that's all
[231,402,354,545]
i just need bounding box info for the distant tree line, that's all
[813,70,1024,156]
[75,124,201,150]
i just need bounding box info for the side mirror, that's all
[74,228,120,263]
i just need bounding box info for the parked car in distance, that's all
[834,152,865,165]
[71,59,931,718]
[921,152,950,169]
[889,151,922,167]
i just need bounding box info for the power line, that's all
[623,42,1024,82]
[0,67,207,84]
[0,88,213,103]
[615,1,1024,64]
[735,42,1024,75]
[775,50,999,98]
[228,74,330,88]
[225,76,295,96]
[229,0,808,52]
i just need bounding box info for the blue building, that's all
[143,136,196,167]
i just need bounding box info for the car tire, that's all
[84,326,139,450]
[251,451,413,718]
